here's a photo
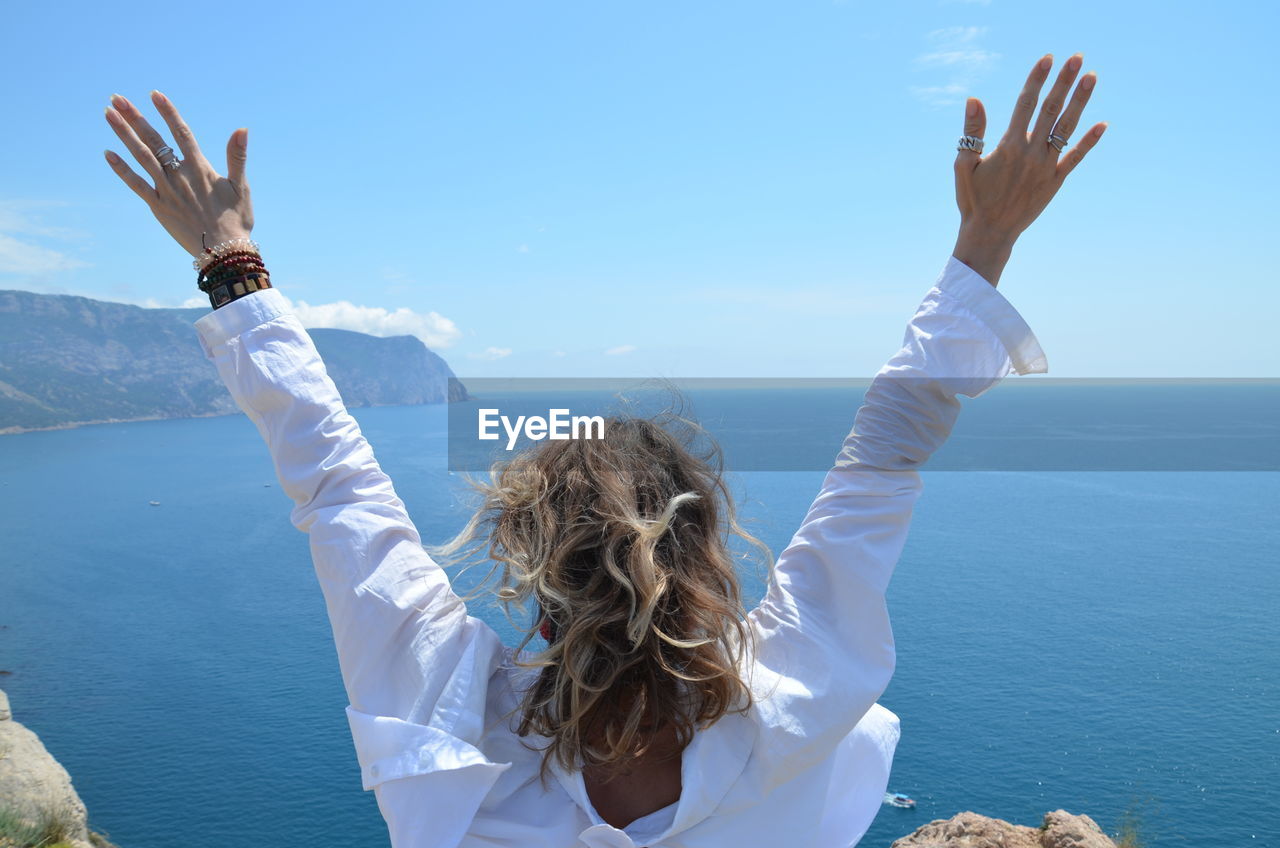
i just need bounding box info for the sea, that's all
[1,384,1277,847]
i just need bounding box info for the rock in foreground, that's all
[892,810,1118,848]
[0,689,117,848]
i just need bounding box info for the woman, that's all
[103,51,1105,848]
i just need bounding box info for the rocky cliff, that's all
[0,690,117,848]
[892,810,1122,847]
[0,289,467,435]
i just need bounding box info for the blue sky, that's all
[1,0,1275,378]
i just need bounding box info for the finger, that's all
[1056,122,1107,181]
[104,106,166,185]
[1049,70,1097,149]
[1004,54,1054,145]
[226,128,248,186]
[110,94,177,170]
[150,90,208,166]
[1031,53,1083,147]
[954,97,987,174]
[103,149,158,207]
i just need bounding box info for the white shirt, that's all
[192,255,1047,848]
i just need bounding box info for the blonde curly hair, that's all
[431,412,771,787]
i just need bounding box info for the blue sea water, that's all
[1,398,1277,847]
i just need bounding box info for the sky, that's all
[1,0,1276,378]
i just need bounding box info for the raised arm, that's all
[101,94,510,809]
[742,252,1046,785]
[188,290,505,721]
[740,51,1105,791]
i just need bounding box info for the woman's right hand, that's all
[952,52,1107,287]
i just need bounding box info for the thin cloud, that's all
[0,233,88,274]
[0,201,88,240]
[133,294,208,309]
[92,293,465,351]
[381,267,415,295]
[915,49,999,70]
[605,345,637,356]
[0,201,89,274]
[908,83,970,108]
[140,290,464,349]
[911,25,999,109]
[282,295,463,349]
[679,285,905,314]
[926,25,987,43]
[468,346,513,361]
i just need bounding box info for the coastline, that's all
[0,411,238,438]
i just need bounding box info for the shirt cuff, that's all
[192,288,293,360]
[937,255,1049,375]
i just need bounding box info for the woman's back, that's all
[581,722,684,830]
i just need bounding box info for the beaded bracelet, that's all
[207,271,273,309]
[202,250,264,271]
[193,235,261,273]
[198,254,268,292]
[193,235,271,308]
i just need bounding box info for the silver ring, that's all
[154,145,181,171]
[1047,132,1068,152]
[957,134,984,154]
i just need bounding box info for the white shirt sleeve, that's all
[742,255,1048,788]
[193,290,511,846]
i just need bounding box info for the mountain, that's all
[0,289,467,435]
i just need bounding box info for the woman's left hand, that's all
[103,91,253,260]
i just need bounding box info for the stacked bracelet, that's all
[195,234,272,309]
[198,253,267,291]
[193,236,261,273]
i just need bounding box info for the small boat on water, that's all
[884,792,916,809]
